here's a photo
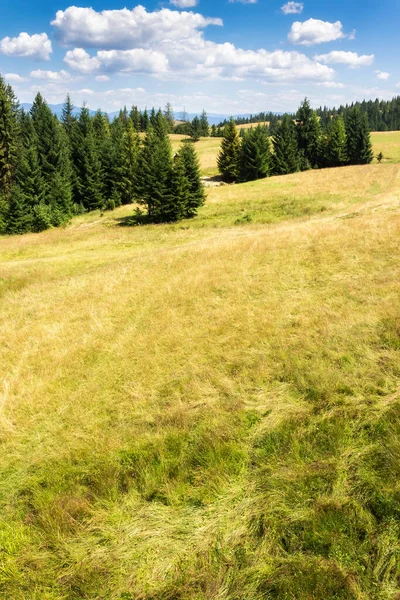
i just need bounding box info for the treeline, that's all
[316,96,400,132]
[218,98,373,183]
[0,77,205,235]
[227,96,400,134]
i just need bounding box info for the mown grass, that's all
[1,162,400,599]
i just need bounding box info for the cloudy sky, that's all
[0,0,398,114]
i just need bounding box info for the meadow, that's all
[1,133,400,599]
[170,129,400,179]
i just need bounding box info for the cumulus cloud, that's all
[51,5,222,49]
[4,73,26,82]
[375,70,390,80]
[30,69,72,81]
[65,47,168,75]
[281,2,304,14]
[170,0,198,6]
[315,51,374,68]
[95,75,110,81]
[289,19,350,46]
[0,32,52,60]
[317,81,345,88]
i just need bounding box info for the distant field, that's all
[1,161,400,598]
[168,130,400,178]
[237,121,270,129]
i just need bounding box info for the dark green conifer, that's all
[217,119,241,182]
[272,116,300,175]
[239,125,270,182]
[345,107,373,165]
[179,141,205,217]
[0,75,20,230]
[324,116,347,167]
[296,98,322,168]
[199,110,209,137]
[118,121,140,205]
[189,116,201,142]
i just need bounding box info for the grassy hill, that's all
[1,145,400,597]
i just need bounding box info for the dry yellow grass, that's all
[1,163,400,598]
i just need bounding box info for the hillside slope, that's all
[0,164,400,599]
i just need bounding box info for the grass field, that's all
[1,154,400,598]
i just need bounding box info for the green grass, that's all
[1,161,400,599]
[372,131,400,163]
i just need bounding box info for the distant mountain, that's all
[20,103,280,125]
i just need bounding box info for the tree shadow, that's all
[115,213,152,227]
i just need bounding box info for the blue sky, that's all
[0,0,399,114]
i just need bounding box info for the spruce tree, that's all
[345,107,374,165]
[135,126,173,221]
[179,141,205,218]
[6,185,32,234]
[272,116,300,176]
[199,110,209,137]
[71,105,104,211]
[31,93,73,225]
[189,116,201,142]
[118,121,140,205]
[324,116,347,168]
[0,75,19,231]
[130,105,141,132]
[296,98,322,168]
[239,125,271,182]
[217,119,241,182]
[164,153,190,221]
[164,103,175,133]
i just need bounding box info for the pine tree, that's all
[296,98,322,168]
[217,119,241,182]
[71,105,104,211]
[141,109,149,132]
[31,93,73,225]
[324,116,347,168]
[135,126,173,221]
[130,105,141,132]
[164,103,175,133]
[164,154,190,222]
[179,141,205,218]
[189,116,201,142]
[118,121,140,205]
[239,125,271,182]
[199,110,209,137]
[0,75,20,231]
[345,107,374,165]
[61,94,76,142]
[6,185,32,234]
[272,116,300,176]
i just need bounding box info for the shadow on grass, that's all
[115,214,151,227]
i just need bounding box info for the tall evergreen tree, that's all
[164,103,175,133]
[130,105,141,132]
[118,121,140,205]
[296,98,322,168]
[31,93,72,225]
[324,116,347,168]
[71,105,104,211]
[189,116,201,142]
[239,125,271,182]
[345,107,374,165]
[135,126,173,220]
[0,75,19,230]
[217,119,241,182]
[199,110,209,137]
[179,141,205,218]
[272,116,300,176]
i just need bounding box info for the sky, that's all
[0,0,399,115]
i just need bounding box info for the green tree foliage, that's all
[324,116,347,168]
[345,107,374,165]
[218,119,241,182]
[0,75,19,230]
[164,103,175,133]
[71,105,104,211]
[189,116,201,142]
[179,141,205,217]
[239,125,271,182]
[272,116,300,176]
[118,121,140,205]
[199,110,209,137]
[296,98,322,169]
[31,93,72,225]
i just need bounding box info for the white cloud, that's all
[51,6,222,49]
[289,19,350,46]
[315,51,374,68]
[4,73,26,82]
[65,48,168,75]
[0,32,52,60]
[95,75,110,81]
[170,0,198,6]
[30,69,72,81]
[317,81,345,88]
[281,2,304,15]
[375,70,390,80]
